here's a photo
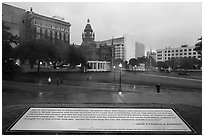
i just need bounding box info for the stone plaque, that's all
[8,108,193,132]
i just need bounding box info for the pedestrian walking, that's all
[156,83,160,93]
[48,77,51,85]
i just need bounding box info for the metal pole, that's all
[114,68,115,81]
[119,67,122,92]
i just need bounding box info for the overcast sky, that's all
[5,2,202,51]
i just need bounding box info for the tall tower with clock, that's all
[81,19,95,46]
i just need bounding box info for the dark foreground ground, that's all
[2,71,202,135]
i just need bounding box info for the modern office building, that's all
[98,37,125,60]
[135,41,145,58]
[98,35,145,62]
[156,45,201,62]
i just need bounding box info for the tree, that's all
[129,58,138,71]
[180,57,199,70]
[65,45,86,68]
[47,41,66,69]
[194,37,202,55]
[137,56,149,69]
[166,57,180,70]
[2,22,19,62]
[129,58,138,66]
[113,58,124,68]
[2,22,21,79]
[149,56,157,67]
[16,38,51,71]
[157,61,168,70]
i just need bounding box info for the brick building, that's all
[2,3,71,46]
[25,8,71,45]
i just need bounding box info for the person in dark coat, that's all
[156,83,161,93]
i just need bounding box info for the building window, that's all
[52,30,55,38]
[184,53,187,55]
[65,33,69,41]
[42,24,46,27]
[36,27,40,33]
[42,28,45,34]
[172,54,174,56]
[47,29,50,37]
[61,32,64,40]
[172,50,174,52]
[193,52,196,55]
[176,50,178,52]
[35,20,41,26]
[65,29,69,32]
[57,31,60,39]
[168,50,170,53]
[165,51,167,53]
[189,49,192,51]
[189,53,191,55]
[168,54,170,56]
[184,49,187,52]
[56,27,60,31]
[180,53,182,55]
[180,50,182,52]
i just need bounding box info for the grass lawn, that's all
[2,71,202,134]
[11,71,202,91]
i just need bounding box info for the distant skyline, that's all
[4,2,202,51]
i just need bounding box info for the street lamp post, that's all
[113,65,116,81]
[135,65,136,74]
[118,63,122,93]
